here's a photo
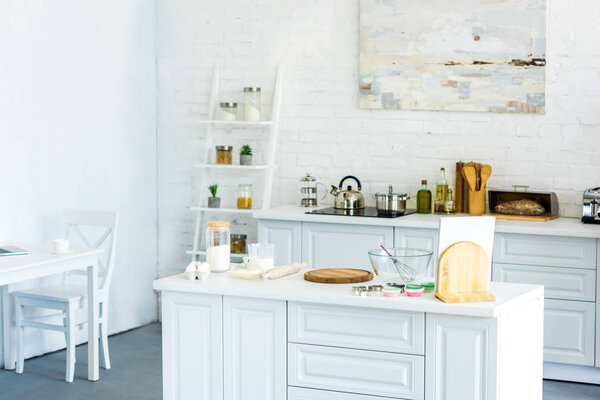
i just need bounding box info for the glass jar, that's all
[230,234,247,254]
[243,87,261,121]
[215,145,233,164]
[219,102,238,121]
[237,184,253,209]
[205,221,230,272]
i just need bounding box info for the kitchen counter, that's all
[155,271,544,400]
[253,205,600,238]
[153,271,542,318]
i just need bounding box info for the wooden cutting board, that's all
[304,268,373,284]
[483,213,559,222]
[435,241,495,303]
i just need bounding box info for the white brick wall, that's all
[157,0,600,277]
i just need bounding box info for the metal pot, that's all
[330,176,365,210]
[375,185,409,216]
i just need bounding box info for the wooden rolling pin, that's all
[261,262,306,280]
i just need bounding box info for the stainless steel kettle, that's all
[330,176,365,210]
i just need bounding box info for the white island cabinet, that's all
[255,206,600,384]
[154,273,544,400]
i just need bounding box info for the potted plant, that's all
[207,184,220,208]
[240,144,253,166]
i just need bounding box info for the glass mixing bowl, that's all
[368,248,433,285]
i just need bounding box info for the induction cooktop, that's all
[306,206,416,218]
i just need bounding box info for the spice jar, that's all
[243,87,261,121]
[230,234,247,254]
[215,146,233,165]
[205,221,230,272]
[237,184,253,209]
[219,102,238,121]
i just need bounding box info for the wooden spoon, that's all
[462,166,477,191]
[480,165,492,189]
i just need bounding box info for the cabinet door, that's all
[302,222,393,268]
[425,314,497,400]
[395,228,438,278]
[258,220,302,265]
[223,297,286,400]
[544,299,595,366]
[162,292,222,400]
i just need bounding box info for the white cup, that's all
[53,239,69,253]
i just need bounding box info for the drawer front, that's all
[289,386,389,400]
[289,343,424,399]
[493,263,596,301]
[289,302,424,355]
[544,299,595,366]
[493,234,596,269]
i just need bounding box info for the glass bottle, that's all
[445,188,456,214]
[237,184,253,209]
[205,221,230,272]
[435,167,448,213]
[434,187,445,214]
[416,180,432,214]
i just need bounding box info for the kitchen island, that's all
[154,272,543,400]
[255,205,600,384]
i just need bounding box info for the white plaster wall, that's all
[156,0,600,277]
[0,1,157,364]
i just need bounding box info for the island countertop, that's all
[253,205,600,238]
[153,271,543,318]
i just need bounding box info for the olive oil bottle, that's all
[416,180,432,214]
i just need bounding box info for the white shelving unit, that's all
[189,64,283,261]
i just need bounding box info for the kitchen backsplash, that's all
[156,0,600,276]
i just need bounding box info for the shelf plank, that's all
[198,120,273,127]
[191,207,256,214]
[194,164,272,170]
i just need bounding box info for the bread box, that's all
[485,187,559,221]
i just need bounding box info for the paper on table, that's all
[437,216,496,285]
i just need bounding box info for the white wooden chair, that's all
[11,209,118,382]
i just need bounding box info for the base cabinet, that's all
[288,387,388,400]
[162,292,223,400]
[258,220,302,265]
[223,297,287,400]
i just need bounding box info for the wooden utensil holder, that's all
[468,190,485,216]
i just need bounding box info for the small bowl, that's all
[421,282,435,293]
[406,284,424,297]
[383,286,402,297]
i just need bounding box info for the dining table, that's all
[0,247,102,381]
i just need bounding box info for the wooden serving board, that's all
[435,241,495,303]
[304,268,373,284]
[483,213,559,222]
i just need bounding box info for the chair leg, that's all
[99,302,110,369]
[65,302,76,383]
[14,297,24,374]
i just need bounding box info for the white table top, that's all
[0,247,102,285]
[153,271,543,318]
[253,205,600,238]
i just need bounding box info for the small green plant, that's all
[208,184,218,198]
[240,144,253,156]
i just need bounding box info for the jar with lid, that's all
[205,221,230,272]
[230,234,247,254]
[237,184,253,209]
[219,102,238,121]
[243,87,261,121]
[215,146,233,164]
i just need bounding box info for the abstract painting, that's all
[359,0,546,113]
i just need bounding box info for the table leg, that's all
[2,285,15,370]
[87,261,99,381]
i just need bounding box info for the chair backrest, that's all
[64,209,119,292]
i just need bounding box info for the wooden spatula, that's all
[480,165,492,189]
[462,166,477,191]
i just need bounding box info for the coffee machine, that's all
[582,187,600,224]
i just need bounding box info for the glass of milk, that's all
[247,243,275,271]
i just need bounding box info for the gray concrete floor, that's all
[0,322,599,399]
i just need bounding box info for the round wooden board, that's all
[304,268,373,284]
